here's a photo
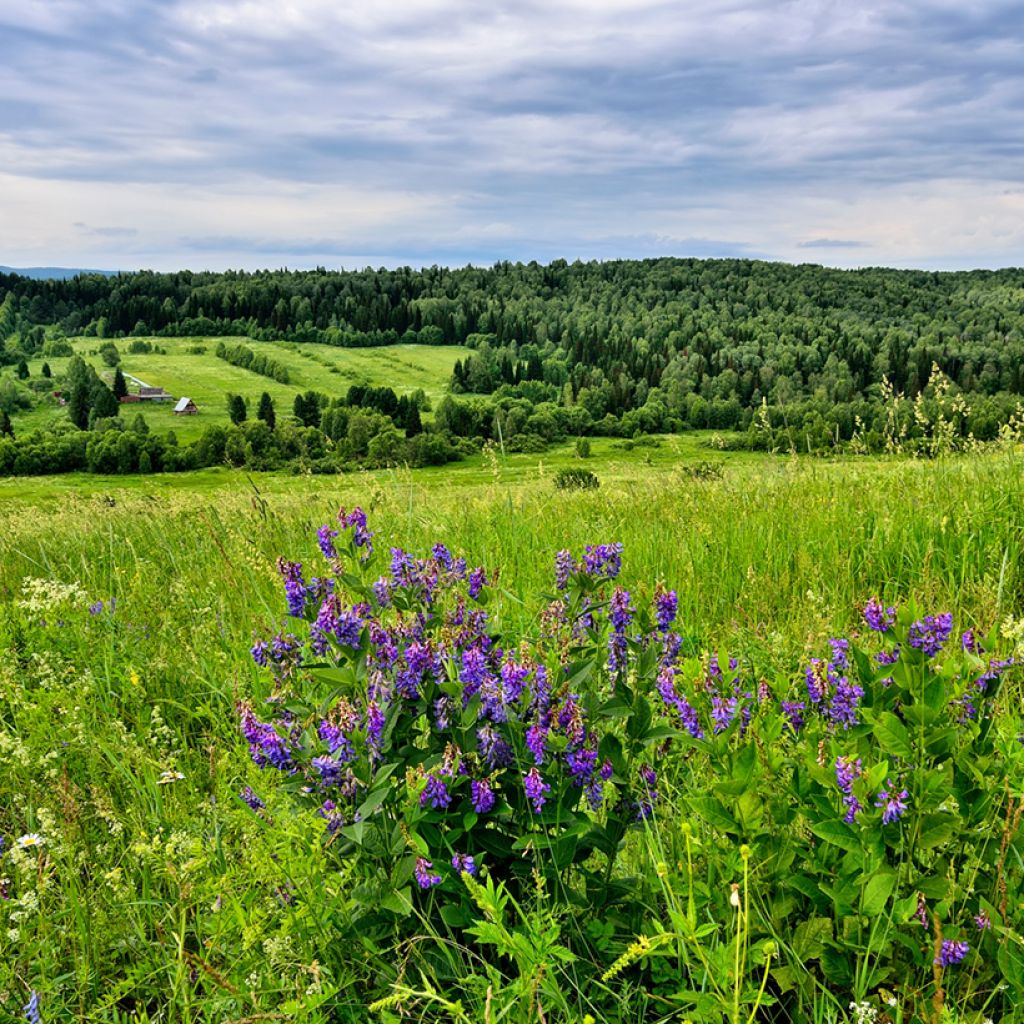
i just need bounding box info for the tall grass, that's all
[1,450,1022,1021]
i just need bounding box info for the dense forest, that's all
[2,257,1024,472]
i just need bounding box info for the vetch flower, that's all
[875,782,909,824]
[451,853,477,876]
[523,767,550,813]
[240,786,265,811]
[414,857,441,889]
[975,910,992,931]
[420,774,452,810]
[935,939,969,966]
[23,990,40,1024]
[863,598,896,632]
[471,779,495,814]
[908,612,954,657]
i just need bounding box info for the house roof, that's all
[173,397,194,412]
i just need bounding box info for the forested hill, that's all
[3,258,1024,414]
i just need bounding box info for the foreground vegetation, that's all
[1,449,1022,1022]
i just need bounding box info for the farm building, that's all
[139,385,174,401]
[174,397,198,416]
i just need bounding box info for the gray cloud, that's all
[0,0,1022,269]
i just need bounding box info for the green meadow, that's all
[1,447,1023,1022]
[7,337,469,441]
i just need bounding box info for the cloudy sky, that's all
[1,0,1022,271]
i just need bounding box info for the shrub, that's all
[554,467,599,490]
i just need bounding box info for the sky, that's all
[1,0,1022,272]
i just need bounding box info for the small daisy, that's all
[157,771,185,785]
[17,834,44,849]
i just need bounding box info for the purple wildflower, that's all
[863,598,896,632]
[582,542,623,580]
[554,549,574,590]
[829,638,850,670]
[875,782,909,824]
[826,676,865,729]
[23,990,40,1024]
[277,559,308,617]
[88,600,104,615]
[366,700,385,753]
[317,525,338,560]
[876,646,900,666]
[311,755,346,787]
[451,853,477,876]
[935,940,969,967]
[240,786,265,811]
[414,857,441,889]
[710,695,737,734]
[781,700,805,732]
[908,612,954,657]
[468,567,487,599]
[523,767,551,813]
[471,778,495,814]
[566,745,598,786]
[654,588,678,632]
[526,722,548,764]
[240,707,293,771]
[835,755,862,793]
[421,774,452,810]
[250,639,270,667]
[915,893,930,930]
[975,910,992,931]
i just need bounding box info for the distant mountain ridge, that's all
[0,265,118,280]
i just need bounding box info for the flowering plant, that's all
[241,511,675,934]
[239,510,1024,1019]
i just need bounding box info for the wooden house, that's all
[173,397,198,416]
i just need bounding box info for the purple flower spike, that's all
[875,782,909,824]
[451,852,477,876]
[908,612,954,657]
[935,940,969,967]
[523,767,550,813]
[863,598,896,632]
[414,857,441,889]
[471,779,495,814]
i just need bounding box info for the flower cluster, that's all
[240,513,675,905]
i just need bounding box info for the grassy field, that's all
[1,448,1023,1022]
[5,337,468,441]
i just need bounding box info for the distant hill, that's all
[0,265,118,280]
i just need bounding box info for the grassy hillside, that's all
[6,338,468,441]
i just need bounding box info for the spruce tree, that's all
[227,393,247,424]
[16,359,29,380]
[0,409,13,438]
[113,367,128,399]
[41,362,51,379]
[257,391,276,429]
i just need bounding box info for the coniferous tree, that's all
[257,391,276,429]
[227,393,247,425]
[16,359,29,380]
[0,409,13,438]
[113,367,128,400]
[405,404,423,438]
[41,362,51,379]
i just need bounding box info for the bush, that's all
[554,468,599,490]
[679,459,724,480]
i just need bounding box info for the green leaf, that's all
[380,887,413,916]
[810,819,862,853]
[917,815,957,850]
[870,711,914,760]
[792,917,833,960]
[860,872,896,916]
[688,796,739,834]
